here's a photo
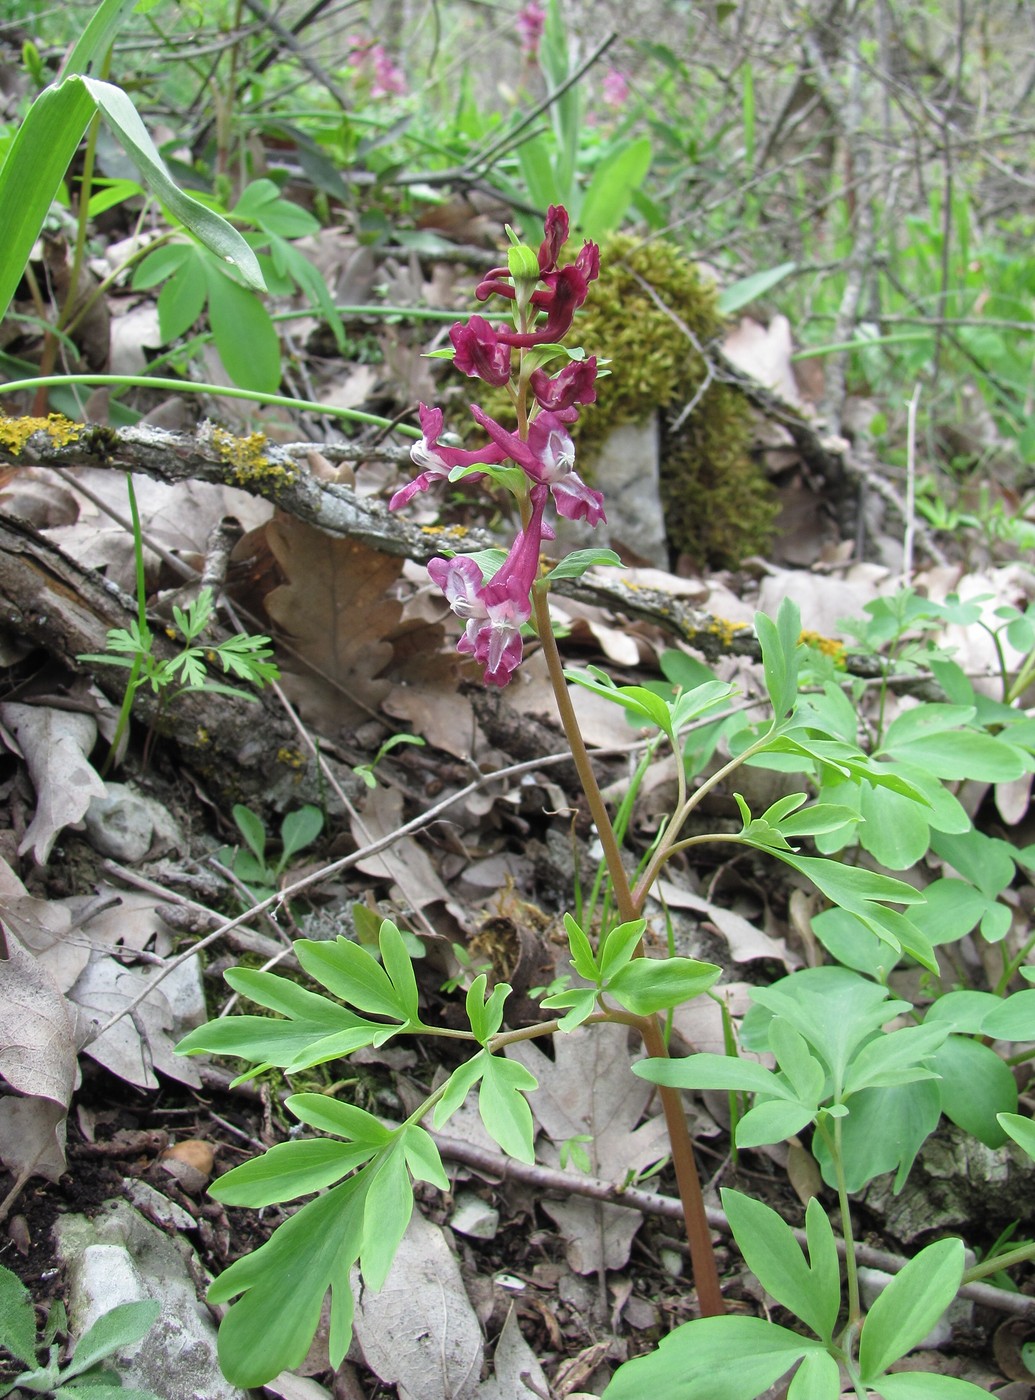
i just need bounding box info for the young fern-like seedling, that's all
[82,587,278,703]
[78,474,278,767]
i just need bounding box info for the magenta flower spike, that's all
[428,486,549,686]
[449,316,513,387]
[389,403,506,510]
[469,406,606,526]
[394,205,605,684]
[516,1,546,58]
[602,67,630,109]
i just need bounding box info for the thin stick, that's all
[902,384,921,581]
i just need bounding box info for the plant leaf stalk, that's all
[531,580,725,1318]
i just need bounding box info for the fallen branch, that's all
[193,1060,1035,1320]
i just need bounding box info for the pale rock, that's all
[449,1190,499,1240]
[54,1198,246,1400]
[578,416,668,568]
[84,784,160,862]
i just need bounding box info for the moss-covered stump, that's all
[571,236,777,570]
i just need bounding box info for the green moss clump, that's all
[572,235,777,569]
[467,236,777,569]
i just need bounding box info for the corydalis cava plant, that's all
[390,204,605,685]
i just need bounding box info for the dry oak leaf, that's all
[351,1209,483,1400]
[0,855,87,993]
[506,1022,671,1274]
[264,514,403,731]
[0,928,83,1184]
[0,703,105,863]
[69,956,202,1091]
[380,614,477,761]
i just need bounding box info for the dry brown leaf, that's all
[264,514,403,731]
[506,1023,671,1274]
[50,469,273,594]
[669,980,756,1056]
[652,877,800,969]
[0,857,87,991]
[474,1305,550,1399]
[69,956,201,1091]
[350,783,448,913]
[786,1140,823,1207]
[381,617,476,759]
[352,1210,483,1400]
[723,314,801,405]
[0,1096,69,1188]
[0,704,105,863]
[516,648,637,749]
[0,896,86,992]
[0,930,82,1185]
[0,468,80,529]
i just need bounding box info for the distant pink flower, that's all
[371,45,406,98]
[517,2,546,58]
[602,68,630,109]
[344,36,406,98]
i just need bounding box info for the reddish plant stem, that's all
[531,581,725,1317]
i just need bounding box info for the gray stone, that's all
[449,1190,499,1240]
[85,784,156,862]
[861,1124,1035,1243]
[53,1198,248,1400]
[578,416,668,567]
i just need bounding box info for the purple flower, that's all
[449,316,512,387]
[474,217,599,324]
[370,46,406,98]
[390,403,505,510]
[517,2,546,58]
[494,265,586,347]
[345,38,406,98]
[469,406,606,525]
[602,68,630,109]
[429,486,549,685]
[538,205,569,274]
[575,240,600,284]
[530,356,598,412]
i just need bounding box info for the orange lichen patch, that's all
[211,427,297,492]
[0,412,82,456]
[800,629,847,666]
[706,615,749,647]
[276,746,306,770]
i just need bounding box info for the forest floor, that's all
[1,215,1035,1400]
